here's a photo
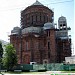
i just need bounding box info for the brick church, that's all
[10,0,71,64]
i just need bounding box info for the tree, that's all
[0,41,3,64]
[2,44,17,69]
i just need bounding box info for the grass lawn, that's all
[61,71,75,73]
[0,71,46,74]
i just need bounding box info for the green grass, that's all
[1,71,75,74]
[61,71,75,73]
[0,71,46,74]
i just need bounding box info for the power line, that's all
[0,0,73,11]
[45,0,73,5]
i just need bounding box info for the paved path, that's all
[0,71,75,75]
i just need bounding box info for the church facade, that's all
[10,1,71,64]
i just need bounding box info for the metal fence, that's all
[33,63,64,71]
[0,63,75,71]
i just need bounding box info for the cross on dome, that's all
[32,0,43,6]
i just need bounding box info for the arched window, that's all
[44,16,45,23]
[47,16,48,22]
[40,13,41,21]
[26,41,29,50]
[47,31,50,37]
[48,41,50,49]
[31,16,33,24]
[36,15,37,22]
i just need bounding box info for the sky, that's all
[0,0,74,54]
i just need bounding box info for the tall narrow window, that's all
[47,31,50,37]
[49,31,50,36]
[36,15,37,22]
[32,16,33,24]
[47,16,48,22]
[40,16,41,21]
[44,16,45,23]
[48,42,50,49]
[26,41,28,50]
[47,31,48,36]
[40,13,41,21]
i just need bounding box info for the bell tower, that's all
[58,16,67,30]
[58,16,68,37]
[56,16,71,62]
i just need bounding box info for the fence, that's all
[0,63,75,71]
[33,63,75,71]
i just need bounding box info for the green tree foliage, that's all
[0,41,3,63]
[2,44,17,69]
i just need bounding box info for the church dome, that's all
[11,27,20,35]
[58,16,66,22]
[21,0,54,29]
[58,16,67,30]
[22,26,42,34]
[43,22,55,30]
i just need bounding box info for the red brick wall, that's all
[21,5,53,28]
[45,29,57,63]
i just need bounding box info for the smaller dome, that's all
[22,26,42,34]
[11,27,20,35]
[58,16,66,22]
[13,27,20,30]
[43,22,55,30]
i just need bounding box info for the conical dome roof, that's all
[32,0,44,6]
